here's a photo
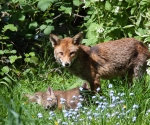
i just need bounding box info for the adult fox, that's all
[50,32,150,92]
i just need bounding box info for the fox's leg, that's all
[94,74,101,91]
[88,74,101,93]
[134,54,147,79]
[126,73,134,88]
[133,54,147,90]
[124,69,134,88]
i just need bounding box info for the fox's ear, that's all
[82,82,89,89]
[49,34,60,47]
[73,32,83,45]
[24,94,36,102]
[46,86,54,95]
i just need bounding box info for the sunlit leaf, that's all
[9,55,18,64]
[44,26,54,35]
[105,1,112,11]
[40,24,47,30]
[37,0,55,11]
[24,57,30,62]
[29,52,35,57]
[73,0,81,6]
[123,25,134,29]
[29,22,38,29]
[10,50,17,54]
[1,66,9,73]
[0,50,4,55]
[30,56,39,64]
[2,24,17,32]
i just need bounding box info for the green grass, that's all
[0,65,150,125]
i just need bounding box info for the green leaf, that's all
[19,14,25,21]
[4,49,10,54]
[3,76,12,85]
[45,19,52,24]
[2,24,17,32]
[123,25,134,29]
[0,50,4,55]
[25,34,33,39]
[131,7,136,15]
[18,12,25,21]
[0,81,9,88]
[10,50,17,54]
[59,6,72,14]
[64,7,72,14]
[135,28,147,36]
[1,66,9,73]
[30,56,39,64]
[29,52,35,57]
[40,24,47,30]
[37,0,55,11]
[23,69,31,75]
[24,57,30,62]
[9,55,18,64]
[105,1,112,11]
[136,13,142,26]
[73,0,81,6]
[29,22,38,29]
[25,53,29,57]
[0,36,9,40]
[44,26,54,35]
[12,0,19,3]
[84,1,90,8]
[140,0,150,5]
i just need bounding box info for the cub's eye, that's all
[70,51,75,56]
[47,98,52,101]
[59,52,63,55]
[35,95,40,99]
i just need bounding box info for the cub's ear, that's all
[49,34,60,47]
[46,86,54,95]
[73,32,83,45]
[24,94,36,102]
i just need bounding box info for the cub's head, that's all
[49,32,83,67]
[25,87,57,110]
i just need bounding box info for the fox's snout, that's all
[62,62,71,67]
[60,58,71,67]
[45,103,51,109]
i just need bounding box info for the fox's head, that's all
[25,87,57,110]
[49,32,83,67]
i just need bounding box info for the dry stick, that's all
[73,14,85,18]
[53,14,62,20]
[53,13,85,20]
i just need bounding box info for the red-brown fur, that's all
[50,32,150,92]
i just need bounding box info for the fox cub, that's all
[50,32,150,92]
[25,83,91,109]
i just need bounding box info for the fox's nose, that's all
[46,105,50,109]
[65,63,70,67]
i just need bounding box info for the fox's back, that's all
[92,38,149,78]
[90,38,138,67]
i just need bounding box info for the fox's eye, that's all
[70,51,75,56]
[35,95,39,99]
[59,52,63,55]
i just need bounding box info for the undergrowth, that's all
[0,68,150,125]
